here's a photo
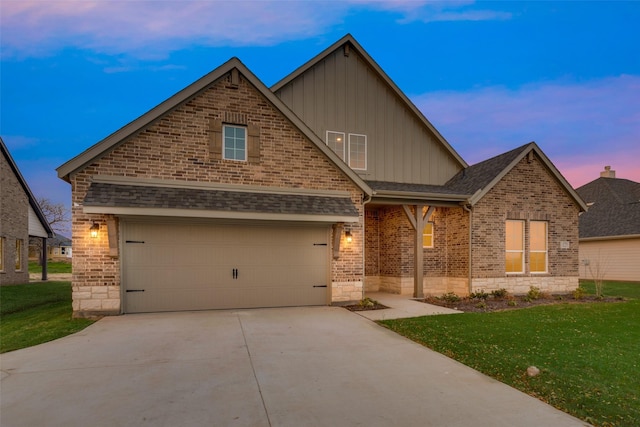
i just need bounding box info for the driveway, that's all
[0,307,588,427]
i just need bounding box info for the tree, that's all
[29,199,71,263]
[37,198,70,234]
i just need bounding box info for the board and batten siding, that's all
[579,238,640,282]
[275,47,462,185]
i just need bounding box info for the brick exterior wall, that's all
[469,153,580,294]
[365,206,470,295]
[69,71,365,316]
[1,153,29,285]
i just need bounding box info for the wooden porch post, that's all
[402,205,435,298]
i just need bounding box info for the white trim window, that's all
[326,131,345,161]
[505,220,524,274]
[422,222,434,248]
[348,133,367,170]
[530,221,548,273]
[223,125,247,161]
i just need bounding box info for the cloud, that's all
[1,0,340,59]
[1,0,511,59]
[413,75,640,187]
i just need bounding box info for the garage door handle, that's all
[313,285,327,288]
[232,268,238,279]
[126,289,145,293]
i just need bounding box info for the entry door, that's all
[122,220,330,313]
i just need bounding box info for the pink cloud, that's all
[0,1,340,58]
[1,0,512,59]
[413,75,640,187]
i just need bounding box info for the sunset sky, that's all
[2,1,639,229]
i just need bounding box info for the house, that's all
[1,137,54,285]
[57,35,586,317]
[30,233,73,261]
[576,166,640,281]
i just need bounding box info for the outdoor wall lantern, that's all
[345,230,353,243]
[90,222,100,238]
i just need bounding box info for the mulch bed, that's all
[344,302,389,311]
[422,294,625,313]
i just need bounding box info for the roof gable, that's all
[446,142,587,211]
[56,58,371,195]
[271,34,468,179]
[1,137,53,238]
[576,177,640,238]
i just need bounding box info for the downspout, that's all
[462,203,473,294]
[361,192,372,300]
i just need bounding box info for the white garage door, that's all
[122,220,330,313]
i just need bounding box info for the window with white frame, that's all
[15,239,23,271]
[348,133,367,170]
[422,222,434,248]
[530,221,548,273]
[505,220,524,273]
[223,125,247,161]
[326,131,345,161]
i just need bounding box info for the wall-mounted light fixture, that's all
[90,222,100,238]
[345,230,352,243]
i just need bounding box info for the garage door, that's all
[122,220,330,313]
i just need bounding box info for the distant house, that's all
[1,137,54,285]
[29,233,72,260]
[57,35,586,317]
[576,166,640,282]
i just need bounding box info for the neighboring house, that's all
[576,166,640,281]
[30,233,72,260]
[1,137,54,285]
[57,35,586,317]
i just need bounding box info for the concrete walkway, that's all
[356,292,461,320]
[0,307,589,427]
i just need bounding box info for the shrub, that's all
[508,300,518,307]
[475,301,487,309]
[358,297,378,308]
[525,286,542,302]
[573,287,585,300]
[491,288,509,300]
[440,292,461,304]
[470,290,489,301]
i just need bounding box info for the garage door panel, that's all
[123,221,329,313]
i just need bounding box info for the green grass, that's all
[579,279,640,300]
[28,260,72,274]
[0,281,94,353]
[380,281,640,427]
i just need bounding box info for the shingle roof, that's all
[83,183,359,218]
[576,177,640,238]
[445,144,530,195]
[366,180,468,196]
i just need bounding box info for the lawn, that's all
[0,281,94,353]
[380,281,640,427]
[28,260,72,274]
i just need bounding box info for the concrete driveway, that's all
[0,307,588,427]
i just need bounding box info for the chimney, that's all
[600,165,616,178]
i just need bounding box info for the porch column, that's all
[402,205,435,298]
[41,237,48,281]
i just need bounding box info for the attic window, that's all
[223,125,247,161]
[348,134,367,170]
[326,131,345,161]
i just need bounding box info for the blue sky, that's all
[2,0,639,230]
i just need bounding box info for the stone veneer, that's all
[69,70,365,317]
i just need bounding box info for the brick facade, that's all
[365,205,470,296]
[363,154,581,297]
[70,71,365,316]
[1,152,29,285]
[469,153,580,294]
